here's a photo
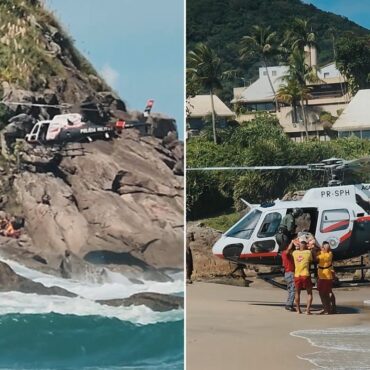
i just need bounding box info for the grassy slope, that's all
[0,0,100,91]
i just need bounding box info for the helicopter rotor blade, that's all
[0,101,102,112]
[187,165,310,171]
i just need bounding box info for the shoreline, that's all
[187,279,370,370]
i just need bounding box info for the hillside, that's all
[0,0,183,280]
[187,0,370,101]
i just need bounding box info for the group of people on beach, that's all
[281,234,337,315]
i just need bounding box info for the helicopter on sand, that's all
[188,158,370,277]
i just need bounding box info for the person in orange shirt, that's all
[314,241,337,314]
[291,240,313,314]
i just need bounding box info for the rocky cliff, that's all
[0,0,183,280]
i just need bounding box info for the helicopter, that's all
[25,99,155,146]
[2,99,155,147]
[188,158,370,272]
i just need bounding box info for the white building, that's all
[332,89,370,139]
[186,94,235,135]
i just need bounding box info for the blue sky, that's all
[45,0,184,138]
[303,0,370,30]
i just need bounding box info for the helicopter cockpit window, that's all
[320,209,350,233]
[226,209,262,240]
[257,212,282,238]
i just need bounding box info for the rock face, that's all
[0,260,76,297]
[0,1,183,278]
[187,224,233,279]
[98,292,184,312]
[8,129,183,272]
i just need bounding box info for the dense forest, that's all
[187,0,370,101]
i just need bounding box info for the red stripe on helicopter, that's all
[240,252,278,258]
[340,230,352,243]
[215,252,278,259]
[355,216,370,223]
[322,220,350,233]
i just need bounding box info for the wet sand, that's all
[186,279,370,370]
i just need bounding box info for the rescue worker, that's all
[314,241,337,314]
[291,240,313,314]
[276,208,303,251]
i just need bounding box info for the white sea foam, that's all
[291,326,370,369]
[0,257,184,325]
[0,257,183,300]
[0,292,182,325]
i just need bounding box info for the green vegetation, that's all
[187,43,224,144]
[0,0,102,91]
[187,0,369,101]
[335,36,370,94]
[187,114,370,220]
[198,211,242,232]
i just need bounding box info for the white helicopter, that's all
[188,158,370,269]
[2,99,155,147]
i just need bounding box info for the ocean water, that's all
[0,257,184,370]
[291,326,370,369]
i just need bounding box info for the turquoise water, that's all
[0,313,183,370]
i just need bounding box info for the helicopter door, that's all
[250,211,283,253]
[27,122,42,142]
[316,208,351,250]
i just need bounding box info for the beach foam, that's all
[291,326,370,369]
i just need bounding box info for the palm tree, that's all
[240,25,279,111]
[285,48,318,138]
[286,18,318,67]
[277,78,311,126]
[187,43,223,144]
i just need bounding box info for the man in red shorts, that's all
[292,240,313,314]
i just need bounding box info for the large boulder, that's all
[0,260,76,297]
[97,292,183,312]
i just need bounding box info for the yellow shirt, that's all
[292,250,312,277]
[317,251,333,280]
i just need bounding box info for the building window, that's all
[271,70,277,77]
[324,72,330,78]
[263,71,267,76]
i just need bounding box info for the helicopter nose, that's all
[212,238,244,260]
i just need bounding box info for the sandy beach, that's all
[186,279,370,370]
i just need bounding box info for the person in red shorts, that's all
[292,240,313,314]
[314,241,337,314]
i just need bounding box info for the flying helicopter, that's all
[187,158,370,281]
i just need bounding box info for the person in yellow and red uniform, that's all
[292,240,313,314]
[315,241,337,314]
